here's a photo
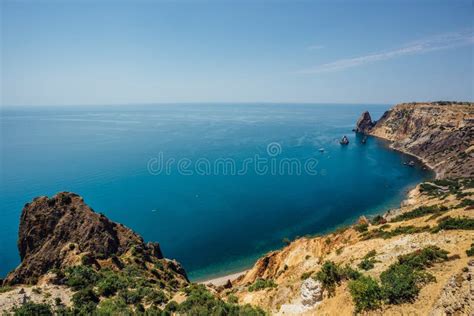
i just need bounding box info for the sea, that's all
[0,103,432,280]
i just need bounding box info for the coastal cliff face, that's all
[357,102,474,179]
[226,102,474,315]
[5,192,184,285]
[0,193,266,315]
[231,179,474,316]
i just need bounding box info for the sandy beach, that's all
[199,270,248,286]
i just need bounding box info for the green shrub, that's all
[12,302,52,316]
[466,243,474,257]
[248,278,277,292]
[118,288,145,305]
[361,225,431,240]
[340,264,362,280]
[434,216,474,232]
[0,286,13,294]
[370,215,386,225]
[65,265,99,290]
[96,270,128,297]
[164,300,179,313]
[300,271,314,280]
[146,289,168,305]
[72,287,99,313]
[456,199,474,208]
[348,276,383,312]
[380,246,448,305]
[178,284,266,315]
[314,261,343,296]
[354,223,369,233]
[397,246,448,270]
[391,205,448,222]
[358,258,375,271]
[380,264,419,304]
[419,183,440,196]
[96,297,131,315]
[227,294,238,304]
[364,250,376,258]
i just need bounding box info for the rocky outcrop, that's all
[4,192,187,285]
[362,102,473,178]
[300,278,322,307]
[355,111,375,133]
[429,260,473,315]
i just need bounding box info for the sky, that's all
[1,0,473,106]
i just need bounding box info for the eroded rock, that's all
[301,278,323,307]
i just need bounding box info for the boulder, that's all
[301,278,323,306]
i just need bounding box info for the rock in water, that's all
[340,135,349,145]
[355,111,374,133]
[301,278,323,306]
[4,192,188,285]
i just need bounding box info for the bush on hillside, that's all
[12,302,52,316]
[248,278,277,292]
[380,264,419,304]
[397,246,448,270]
[314,261,344,296]
[348,276,383,312]
[434,216,474,232]
[466,243,474,257]
[65,266,99,291]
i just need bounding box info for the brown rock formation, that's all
[4,192,187,285]
[363,102,473,178]
[354,111,375,133]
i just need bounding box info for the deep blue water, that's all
[0,104,432,280]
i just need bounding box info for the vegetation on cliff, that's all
[1,192,266,315]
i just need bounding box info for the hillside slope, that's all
[229,178,473,315]
[224,102,474,315]
[0,193,264,315]
[363,102,473,179]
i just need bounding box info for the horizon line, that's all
[2,99,471,108]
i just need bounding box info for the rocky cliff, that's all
[230,179,474,315]
[355,101,473,179]
[224,102,474,315]
[354,111,375,133]
[0,193,266,315]
[4,192,186,285]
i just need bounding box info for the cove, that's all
[0,103,432,280]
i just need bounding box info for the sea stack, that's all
[355,111,375,134]
[340,135,349,145]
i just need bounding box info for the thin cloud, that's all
[298,29,474,74]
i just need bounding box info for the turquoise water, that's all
[0,104,432,280]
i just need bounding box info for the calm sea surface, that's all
[0,104,432,280]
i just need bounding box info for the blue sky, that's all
[1,0,473,106]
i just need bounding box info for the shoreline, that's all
[198,270,248,286]
[197,134,438,286]
[197,134,436,286]
[368,133,439,179]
